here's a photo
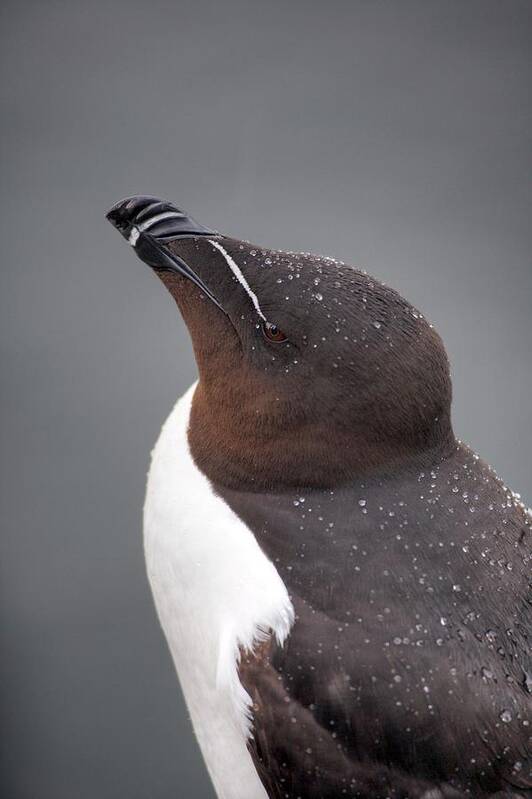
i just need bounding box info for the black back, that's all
[216,444,531,797]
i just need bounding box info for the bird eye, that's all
[261,321,288,343]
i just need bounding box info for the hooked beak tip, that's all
[106,195,226,316]
[106,195,215,241]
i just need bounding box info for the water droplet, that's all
[314,293,323,301]
[500,709,512,723]
[358,499,366,507]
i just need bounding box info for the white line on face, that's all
[208,239,266,321]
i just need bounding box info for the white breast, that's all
[143,383,294,799]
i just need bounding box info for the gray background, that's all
[1,1,531,797]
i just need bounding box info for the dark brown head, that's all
[107,195,455,491]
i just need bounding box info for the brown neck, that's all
[188,382,456,492]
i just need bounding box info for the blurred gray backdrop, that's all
[1,1,531,797]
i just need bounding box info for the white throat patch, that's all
[143,383,294,799]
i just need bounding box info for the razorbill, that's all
[106,196,531,799]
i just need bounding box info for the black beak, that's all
[106,195,226,314]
